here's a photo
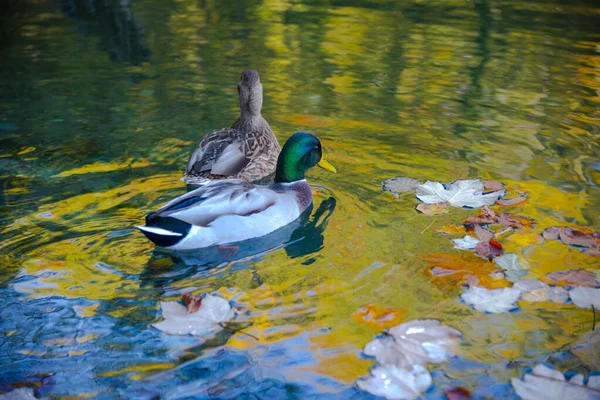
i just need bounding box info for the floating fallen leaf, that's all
[559,228,598,248]
[496,214,534,230]
[542,227,562,240]
[464,206,534,230]
[436,225,466,235]
[425,252,510,289]
[452,235,480,250]
[494,253,531,271]
[546,270,598,287]
[475,240,504,260]
[444,387,472,400]
[416,202,449,215]
[0,388,38,400]
[461,286,520,313]
[496,196,527,207]
[473,224,494,242]
[569,287,600,309]
[363,320,462,368]
[153,293,236,336]
[481,180,504,191]
[513,279,568,303]
[415,180,505,208]
[572,329,600,370]
[356,365,432,400]
[383,177,422,197]
[352,305,408,330]
[511,364,600,400]
[585,248,600,257]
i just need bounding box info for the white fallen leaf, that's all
[0,389,38,400]
[572,329,600,370]
[356,364,432,400]
[383,177,422,197]
[514,279,549,302]
[415,180,505,208]
[511,364,600,400]
[513,280,569,303]
[495,253,530,271]
[452,235,480,250]
[547,286,569,304]
[153,293,235,336]
[461,286,521,313]
[363,320,461,368]
[569,287,600,309]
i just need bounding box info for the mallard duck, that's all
[183,69,281,185]
[138,132,336,250]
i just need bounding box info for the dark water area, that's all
[0,0,599,398]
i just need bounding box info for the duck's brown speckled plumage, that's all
[183,69,281,185]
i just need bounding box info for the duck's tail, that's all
[136,213,192,248]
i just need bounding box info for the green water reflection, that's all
[0,0,599,397]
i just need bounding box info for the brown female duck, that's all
[183,69,281,185]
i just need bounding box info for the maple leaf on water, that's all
[481,180,505,191]
[495,253,530,272]
[363,320,462,368]
[461,286,521,313]
[357,320,462,400]
[416,202,449,216]
[0,388,37,400]
[511,364,600,400]
[542,227,600,253]
[153,293,236,336]
[569,287,600,309]
[357,365,432,400]
[474,239,504,260]
[452,235,480,250]
[464,206,534,230]
[546,269,599,287]
[513,279,569,303]
[415,180,505,209]
[383,177,423,197]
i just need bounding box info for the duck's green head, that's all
[275,132,337,183]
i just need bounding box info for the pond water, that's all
[1,0,599,398]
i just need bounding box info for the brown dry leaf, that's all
[496,196,527,207]
[475,240,504,260]
[424,252,510,289]
[545,270,598,287]
[416,202,449,216]
[585,248,600,257]
[482,180,505,191]
[445,387,473,400]
[542,227,561,240]
[473,224,494,242]
[182,293,203,313]
[559,228,598,248]
[437,225,467,235]
[496,214,535,230]
[465,205,496,225]
[352,304,408,330]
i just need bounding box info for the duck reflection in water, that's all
[140,196,336,287]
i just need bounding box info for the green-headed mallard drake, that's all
[138,132,336,250]
[183,69,281,185]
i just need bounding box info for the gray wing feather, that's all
[186,129,250,176]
